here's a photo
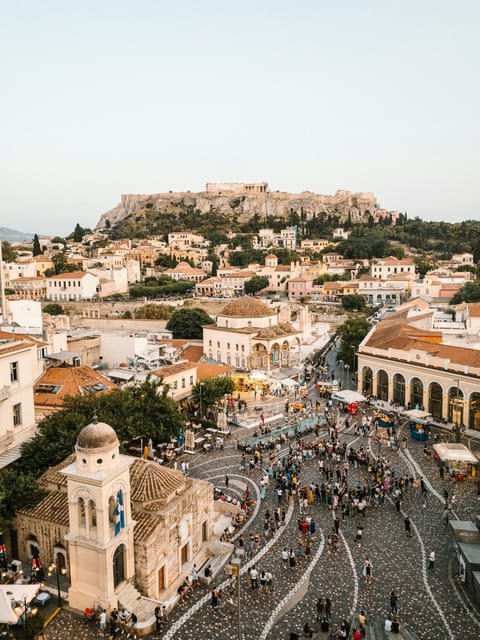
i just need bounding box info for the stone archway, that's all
[377,370,388,401]
[362,367,373,396]
[393,374,405,406]
[429,382,443,420]
[448,386,464,426]
[469,392,480,432]
[113,544,126,588]
[410,377,423,409]
[270,343,280,367]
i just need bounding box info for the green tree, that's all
[166,307,214,339]
[43,303,65,315]
[32,233,42,256]
[244,275,270,295]
[52,251,76,274]
[135,304,175,319]
[1,241,17,262]
[191,376,235,411]
[341,294,367,312]
[336,315,370,367]
[18,378,183,478]
[0,469,45,532]
[450,281,480,304]
[73,223,84,242]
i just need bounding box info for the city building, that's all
[357,306,480,432]
[46,272,99,302]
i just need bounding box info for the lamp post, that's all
[48,562,66,607]
[231,550,243,640]
[454,379,462,443]
[345,364,350,390]
[199,382,204,420]
[338,359,344,389]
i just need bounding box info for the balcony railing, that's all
[0,386,11,401]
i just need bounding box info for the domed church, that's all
[12,419,218,620]
[203,297,302,370]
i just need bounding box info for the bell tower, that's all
[62,420,135,612]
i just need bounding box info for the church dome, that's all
[221,297,276,318]
[77,421,119,452]
[130,459,187,504]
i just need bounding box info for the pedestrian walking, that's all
[428,550,435,569]
[442,507,450,526]
[363,557,373,584]
[225,474,229,489]
[390,590,398,615]
[404,515,412,537]
[316,597,324,620]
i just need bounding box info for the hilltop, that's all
[0,226,33,242]
[96,182,401,237]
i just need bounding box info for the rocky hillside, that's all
[0,226,33,242]
[96,184,400,232]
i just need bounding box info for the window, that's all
[227,343,230,350]
[189,375,194,385]
[173,380,178,390]
[241,345,245,352]
[13,403,22,426]
[217,341,220,348]
[227,356,231,365]
[181,378,186,388]
[236,357,240,367]
[10,361,19,382]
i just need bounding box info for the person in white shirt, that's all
[384,617,392,632]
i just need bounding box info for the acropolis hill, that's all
[96,182,400,229]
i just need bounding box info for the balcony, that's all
[0,430,14,452]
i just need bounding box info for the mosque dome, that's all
[77,421,119,452]
[221,297,276,318]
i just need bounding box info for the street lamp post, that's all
[338,359,343,389]
[231,551,243,640]
[345,364,350,390]
[454,379,462,443]
[199,382,204,419]
[48,562,66,607]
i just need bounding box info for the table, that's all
[35,592,52,606]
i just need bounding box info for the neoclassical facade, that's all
[203,298,302,371]
[12,421,216,619]
[357,309,480,431]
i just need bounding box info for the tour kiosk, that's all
[405,409,431,442]
[433,443,478,481]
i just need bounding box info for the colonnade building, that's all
[357,305,480,432]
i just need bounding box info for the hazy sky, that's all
[2,0,479,236]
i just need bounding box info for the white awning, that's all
[0,584,41,624]
[332,390,366,404]
[106,369,135,381]
[405,409,431,420]
[433,443,478,464]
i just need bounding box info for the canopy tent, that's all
[405,409,432,421]
[279,378,299,388]
[332,390,366,404]
[433,443,478,464]
[0,584,41,624]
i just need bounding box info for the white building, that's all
[0,333,41,466]
[46,272,99,301]
[370,257,416,279]
[203,297,302,371]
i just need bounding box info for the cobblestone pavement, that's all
[42,390,480,640]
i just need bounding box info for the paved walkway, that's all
[41,388,480,640]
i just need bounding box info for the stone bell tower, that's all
[62,420,135,612]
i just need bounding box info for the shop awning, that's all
[0,584,41,624]
[280,378,299,387]
[433,443,478,464]
[106,369,135,381]
[332,390,366,404]
[405,409,431,420]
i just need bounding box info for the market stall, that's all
[433,443,478,481]
[405,409,431,442]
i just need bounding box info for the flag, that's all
[117,490,125,529]
[0,533,7,571]
[114,500,121,536]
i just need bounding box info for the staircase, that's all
[115,581,157,623]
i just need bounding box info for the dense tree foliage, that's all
[1,241,17,262]
[134,303,175,319]
[244,276,270,295]
[191,376,235,411]
[336,316,371,368]
[32,233,42,256]
[43,303,65,315]
[166,307,215,338]
[450,281,480,304]
[129,276,194,299]
[341,294,367,312]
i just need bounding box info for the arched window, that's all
[377,370,389,401]
[429,382,443,420]
[362,367,373,396]
[108,496,116,527]
[448,386,464,426]
[410,378,423,410]
[89,500,97,528]
[78,498,86,526]
[393,374,405,406]
[469,393,480,432]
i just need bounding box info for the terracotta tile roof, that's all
[130,458,190,504]
[152,361,196,378]
[38,454,74,489]
[181,344,203,362]
[132,511,163,544]
[48,271,90,280]
[17,491,69,526]
[0,331,47,347]
[34,366,118,408]
[195,362,236,379]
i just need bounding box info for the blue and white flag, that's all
[114,499,121,536]
[118,489,125,530]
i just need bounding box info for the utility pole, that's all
[0,241,6,323]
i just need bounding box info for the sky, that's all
[1,0,479,236]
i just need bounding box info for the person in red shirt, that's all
[351,628,361,640]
